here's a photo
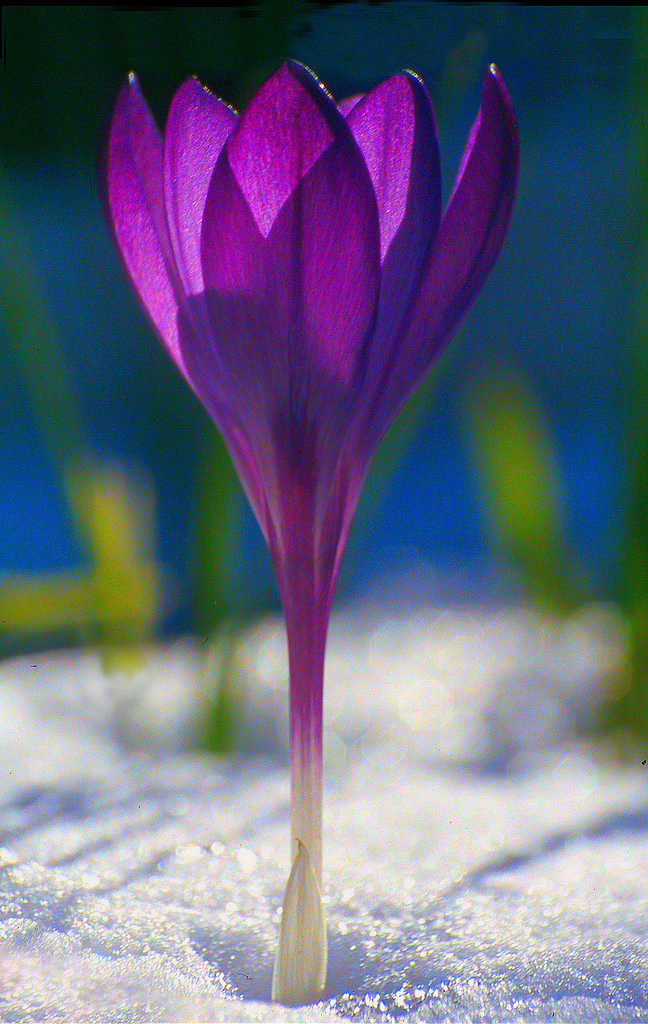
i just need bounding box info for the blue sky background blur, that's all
[0,5,634,650]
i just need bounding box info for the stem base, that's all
[272,840,327,1005]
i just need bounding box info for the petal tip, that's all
[481,63,519,165]
[124,71,143,100]
[285,59,335,103]
[168,75,211,119]
[402,68,425,87]
[175,74,210,97]
[284,58,316,79]
[484,64,515,115]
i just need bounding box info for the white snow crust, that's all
[0,602,646,1022]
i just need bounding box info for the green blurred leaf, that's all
[192,427,242,642]
[463,370,578,613]
[0,166,91,505]
[603,7,648,737]
[0,167,161,666]
[434,29,487,113]
[192,619,242,755]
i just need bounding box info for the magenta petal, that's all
[360,65,519,459]
[198,63,380,536]
[416,66,518,372]
[347,72,441,407]
[164,77,237,299]
[347,73,440,264]
[225,62,337,239]
[99,74,187,375]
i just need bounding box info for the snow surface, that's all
[0,601,647,1022]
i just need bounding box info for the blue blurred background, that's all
[0,5,642,740]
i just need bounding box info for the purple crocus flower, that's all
[100,60,518,1004]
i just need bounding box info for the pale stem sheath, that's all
[272,840,327,1005]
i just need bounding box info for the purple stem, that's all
[275,543,331,888]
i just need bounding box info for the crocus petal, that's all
[225,62,338,239]
[99,74,187,376]
[196,62,380,542]
[347,72,440,264]
[347,72,440,398]
[359,64,519,460]
[164,77,237,300]
[315,74,440,595]
[100,75,269,536]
